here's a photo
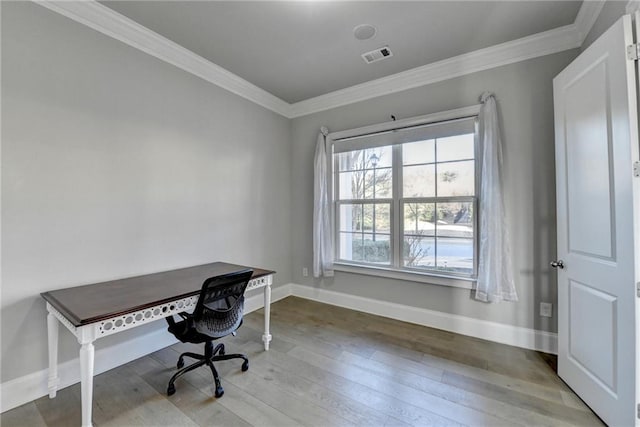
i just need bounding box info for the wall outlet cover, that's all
[540,302,553,317]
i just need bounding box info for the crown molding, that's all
[574,0,606,43]
[289,24,581,117]
[34,0,293,118]
[627,0,640,14]
[34,0,601,119]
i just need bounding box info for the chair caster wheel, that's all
[241,361,249,371]
[167,384,176,396]
[215,386,224,398]
[177,358,184,369]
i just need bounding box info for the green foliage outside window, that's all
[351,239,390,263]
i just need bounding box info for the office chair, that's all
[165,269,253,398]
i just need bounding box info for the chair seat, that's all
[168,319,217,344]
[168,317,244,343]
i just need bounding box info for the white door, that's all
[554,14,640,427]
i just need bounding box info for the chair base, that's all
[167,342,248,398]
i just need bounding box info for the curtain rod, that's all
[328,104,481,142]
[332,115,477,142]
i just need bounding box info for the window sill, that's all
[332,262,476,290]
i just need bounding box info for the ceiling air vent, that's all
[361,46,393,64]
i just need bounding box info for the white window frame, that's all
[328,105,481,289]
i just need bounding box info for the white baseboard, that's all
[0,328,178,414]
[243,282,291,313]
[0,283,290,413]
[1,282,555,413]
[290,283,558,355]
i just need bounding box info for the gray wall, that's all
[1,0,583,389]
[291,50,578,333]
[1,2,292,383]
[582,1,627,50]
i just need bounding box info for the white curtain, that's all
[475,92,518,302]
[313,126,334,278]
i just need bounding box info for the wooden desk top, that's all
[41,262,274,327]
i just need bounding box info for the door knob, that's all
[550,260,565,269]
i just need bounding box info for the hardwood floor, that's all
[2,296,603,426]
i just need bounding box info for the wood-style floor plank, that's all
[33,384,82,427]
[247,339,463,426]
[371,349,564,405]
[338,349,576,427]
[441,371,601,426]
[0,402,47,427]
[92,365,199,427]
[2,296,603,427]
[288,345,515,427]
[247,346,401,426]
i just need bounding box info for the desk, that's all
[41,262,275,427]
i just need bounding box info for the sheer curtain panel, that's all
[313,127,334,278]
[475,92,518,302]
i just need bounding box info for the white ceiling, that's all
[102,1,583,104]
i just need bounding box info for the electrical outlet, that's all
[302,267,308,277]
[540,302,553,318]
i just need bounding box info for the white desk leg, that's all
[46,311,59,398]
[262,281,272,351]
[78,335,95,427]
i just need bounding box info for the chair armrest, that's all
[166,315,176,328]
[166,312,195,335]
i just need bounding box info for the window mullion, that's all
[392,144,402,269]
[333,146,339,261]
[434,138,438,270]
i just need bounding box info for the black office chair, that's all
[165,269,253,398]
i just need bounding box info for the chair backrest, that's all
[193,269,253,337]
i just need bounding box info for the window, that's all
[332,114,478,279]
